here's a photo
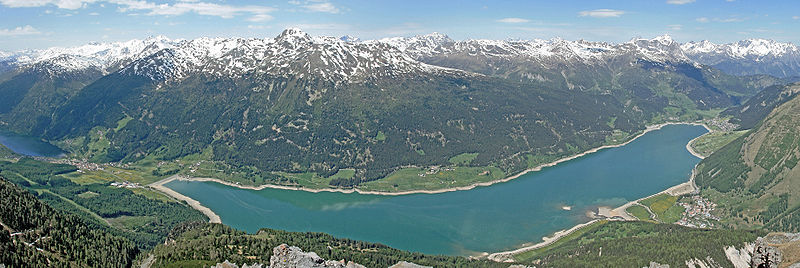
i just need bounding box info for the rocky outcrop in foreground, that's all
[681,233,799,268]
[270,244,364,268]
[212,244,434,268]
[748,232,800,268]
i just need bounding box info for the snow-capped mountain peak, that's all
[682,38,798,58]
[276,28,312,43]
[118,28,467,83]
[3,29,800,80]
[1,36,179,75]
[681,38,800,77]
[339,35,361,42]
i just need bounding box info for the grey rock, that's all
[645,262,670,268]
[762,233,800,244]
[750,238,782,268]
[388,261,432,268]
[211,244,367,268]
[270,244,355,268]
[211,260,264,268]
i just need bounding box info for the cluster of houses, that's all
[676,195,720,228]
[110,181,142,189]
[417,166,455,177]
[52,158,130,173]
[705,118,738,132]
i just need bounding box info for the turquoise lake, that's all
[0,130,65,157]
[166,124,707,256]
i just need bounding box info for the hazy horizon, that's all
[1,0,799,50]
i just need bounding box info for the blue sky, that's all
[0,0,798,50]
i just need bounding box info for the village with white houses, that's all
[676,195,721,229]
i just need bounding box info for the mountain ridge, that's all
[0,28,790,191]
[2,30,799,79]
[696,91,800,232]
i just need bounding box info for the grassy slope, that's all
[626,205,653,221]
[690,130,749,157]
[639,194,683,223]
[0,158,206,249]
[696,93,800,231]
[7,51,778,193]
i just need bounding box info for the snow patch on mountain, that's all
[121,28,468,83]
[683,39,799,58]
[682,38,800,77]
[377,33,690,65]
[3,29,800,80]
[2,36,178,75]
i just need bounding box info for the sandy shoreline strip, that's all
[685,127,712,159]
[486,219,603,262]
[169,122,709,197]
[149,175,222,223]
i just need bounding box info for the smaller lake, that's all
[0,130,66,157]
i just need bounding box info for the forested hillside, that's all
[0,177,138,267]
[511,221,764,267]
[0,158,207,248]
[0,30,787,191]
[722,82,800,130]
[149,222,504,268]
[696,93,800,231]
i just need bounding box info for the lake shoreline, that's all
[149,175,222,224]
[152,122,709,261]
[686,130,712,159]
[485,124,709,262]
[167,122,710,197]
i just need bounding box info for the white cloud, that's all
[667,24,682,31]
[496,17,529,23]
[115,1,275,18]
[247,25,270,30]
[714,17,744,23]
[289,0,341,14]
[695,16,743,23]
[0,0,96,9]
[666,0,695,4]
[793,16,799,20]
[0,25,41,36]
[303,2,339,14]
[247,13,273,22]
[578,9,625,18]
[1,0,276,21]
